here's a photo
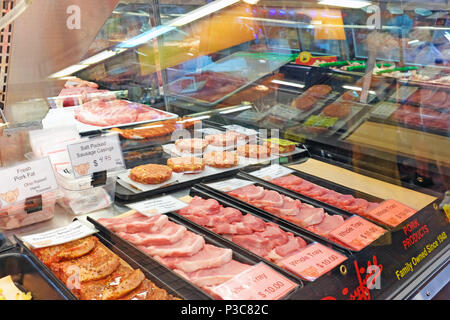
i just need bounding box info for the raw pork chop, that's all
[232,233,273,257]
[228,185,264,202]
[271,175,304,187]
[264,196,303,216]
[174,260,251,287]
[118,222,187,246]
[100,214,169,234]
[307,214,345,238]
[211,221,253,235]
[241,214,266,232]
[265,233,307,262]
[138,231,205,257]
[177,196,221,216]
[154,244,233,273]
[248,190,284,208]
[279,205,325,227]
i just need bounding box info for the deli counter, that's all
[0,0,448,302]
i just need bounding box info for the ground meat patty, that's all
[203,151,239,168]
[341,90,360,102]
[167,157,205,173]
[236,144,271,159]
[322,103,352,119]
[291,94,317,111]
[304,85,332,98]
[175,138,209,153]
[205,131,246,147]
[129,164,172,184]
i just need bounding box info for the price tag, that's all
[0,157,58,206]
[329,216,387,251]
[249,164,294,181]
[67,134,125,178]
[205,178,255,192]
[268,105,303,120]
[366,199,417,227]
[371,101,400,119]
[21,220,98,249]
[126,195,188,216]
[223,124,258,137]
[279,243,347,281]
[212,263,298,300]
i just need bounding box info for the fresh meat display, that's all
[176,196,308,265]
[74,99,171,127]
[321,102,352,119]
[270,174,381,219]
[168,71,247,103]
[167,157,205,173]
[203,151,239,168]
[406,89,450,110]
[57,87,116,108]
[31,235,178,300]
[227,185,349,246]
[205,131,247,147]
[390,104,450,132]
[304,85,333,98]
[97,212,254,298]
[129,164,173,185]
[291,94,317,111]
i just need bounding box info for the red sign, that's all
[366,199,417,227]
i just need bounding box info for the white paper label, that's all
[249,164,294,181]
[126,195,188,216]
[223,125,258,137]
[21,220,98,249]
[268,105,303,120]
[206,178,255,192]
[67,134,125,178]
[0,157,58,205]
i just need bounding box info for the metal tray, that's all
[0,248,74,300]
[197,175,388,253]
[238,164,393,230]
[88,214,303,300]
[14,231,185,300]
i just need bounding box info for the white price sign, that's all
[21,220,98,249]
[67,134,125,178]
[126,195,188,216]
[249,164,294,181]
[0,157,58,205]
[206,178,255,192]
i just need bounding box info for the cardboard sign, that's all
[67,134,125,178]
[279,242,347,281]
[126,195,188,216]
[0,157,58,206]
[21,220,98,249]
[212,263,298,300]
[328,216,387,251]
[366,199,417,227]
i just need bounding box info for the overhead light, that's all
[168,0,240,27]
[272,80,305,89]
[117,25,175,48]
[318,0,371,9]
[219,105,253,114]
[342,85,375,95]
[243,0,260,4]
[49,64,90,78]
[80,50,123,65]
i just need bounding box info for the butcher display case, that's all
[0,0,448,302]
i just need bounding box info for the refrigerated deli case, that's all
[0,0,448,301]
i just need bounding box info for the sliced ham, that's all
[138,231,205,257]
[154,244,233,273]
[307,214,345,238]
[249,190,284,208]
[118,222,187,246]
[174,260,252,288]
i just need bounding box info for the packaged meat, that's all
[55,166,122,215]
[0,190,61,230]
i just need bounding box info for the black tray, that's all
[88,213,303,300]
[0,248,73,300]
[183,186,351,281]
[197,175,388,253]
[0,232,13,253]
[14,229,186,300]
[238,164,393,230]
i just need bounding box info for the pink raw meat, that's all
[302,186,328,198]
[117,221,187,246]
[154,244,233,273]
[217,207,244,223]
[265,233,307,262]
[271,175,304,187]
[211,221,253,235]
[228,185,264,202]
[138,231,205,257]
[336,194,355,207]
[280,205,325,227]
[174,260,252,288]
[255,222,289,247]
[102,214,169,234]
[97,211,148,227]
[288,180,315,192]
[264,196,303,216]
[249,190,284,208]
[365,202,380,215]
[307,214,345,238]
[343,198,369,215]
[315,190,342,206]
[177,196,221,216]
[232,233,273,257]
[182,206,243,228]
[241,214,266,232]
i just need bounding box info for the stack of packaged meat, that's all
[32,235,179,300]
[227,185,348,244]
[269,175,380,218]
[57,77,116,108]
[97,213,255,299]
[176,196,308,265]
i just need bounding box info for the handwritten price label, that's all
[329,216,387,251]
[366,199,417,227]
[67,134,125,178]
[212,263,297,300]
[279,243,347,281]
